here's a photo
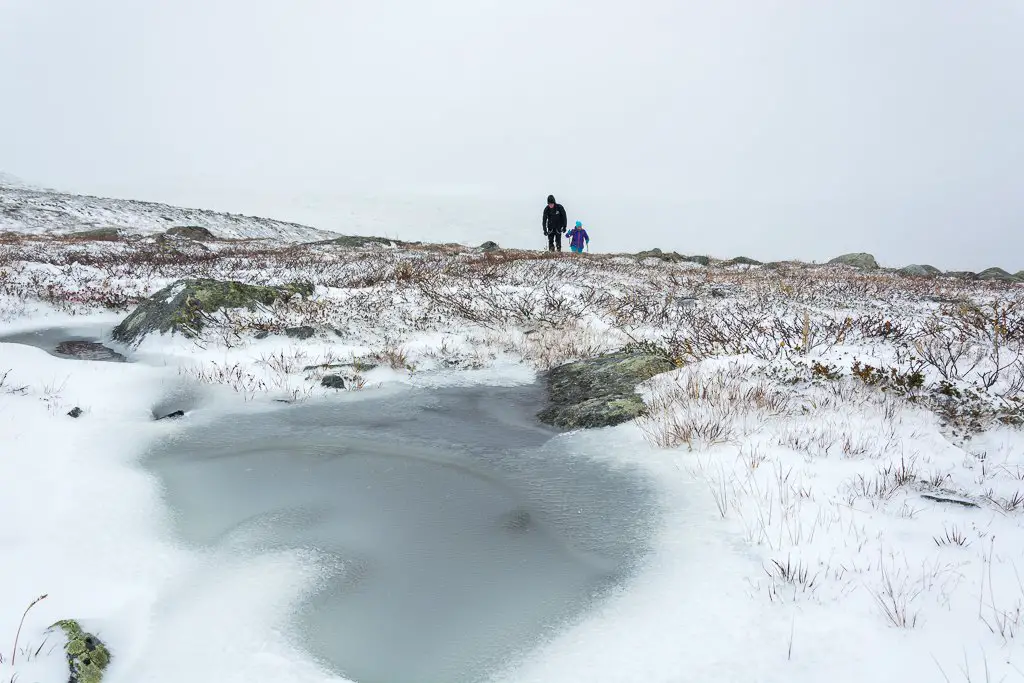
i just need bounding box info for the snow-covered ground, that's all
[3,223,1024,682]
[0,179,337,243]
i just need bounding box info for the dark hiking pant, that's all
[547,231,562,252]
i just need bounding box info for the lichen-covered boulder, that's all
[945,270,978,280]
[828,252,879,270]
[726,256,763,266]
[49,619,111,683]
[897,264,941,277]
[479,241,500,251]
[977,267,1020,282]
[165,225,215,240]
[538,351,676,429]
[112,278,314,345]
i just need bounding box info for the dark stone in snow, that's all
[254,330,270,340]
[67,407,83,418]
[538,351,675,429]
[479,241,500,251]
[285,326,316,340]
[54,341,127,363]
[156,410,186,421]
[322,375,346,389]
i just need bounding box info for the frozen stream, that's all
[143,384,659,683]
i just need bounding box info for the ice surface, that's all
[142,384,658,683]
[0,323,128,361]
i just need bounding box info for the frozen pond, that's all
[0,323,127,362]
[144,384,658,683]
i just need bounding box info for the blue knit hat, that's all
[575,220,582,227]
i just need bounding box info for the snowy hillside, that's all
[0,181,338,242]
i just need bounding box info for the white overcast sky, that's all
[1,0,1022,269]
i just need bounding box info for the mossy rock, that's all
[945,270,978,280]
[69,227,122,242]
[538,351,675,429]
[49,619,111,683]
[479,241,500,251]
[897,264,942,277]
[726,256,763,266]
[977,267,1020,282]
[165,225,216,241]
[828,252,879,270]
[112,278,314,345]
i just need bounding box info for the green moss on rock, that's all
[112,278,314,345]
[538,351,675,429]
[49,619,110,683]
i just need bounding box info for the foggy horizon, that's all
[2,1,1022,271]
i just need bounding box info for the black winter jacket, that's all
[542,203,568,234]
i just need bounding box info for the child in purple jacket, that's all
[566,221,590,253]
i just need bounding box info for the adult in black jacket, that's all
[542,194,567,252]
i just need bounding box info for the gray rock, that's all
[54,341,127,362]
[285,325,316,340]
[68,227,122,241]
[165,225,215,240]
[67,407,83,418]
[636,248,684,263]
[479,241,500,251]
[945,270,978,280]
[537,351,676,429]
[156,410,185,420]
[977,267,1020,282]
[726,256,763,266]
[683,255,711,266]
[322,374,346,389]
[897,264,942,277]
[111,279,314,345]
[828,252,879,270]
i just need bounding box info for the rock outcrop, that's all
[828,252,879,270]
[897,264,941,277]
[49,619,111,683]
[479,241,500,251]
[538,351,675,429]
[111,279,314,345]
[68,228,122,241]
[164,225,216,241]
[977,267,1019,282]
[726,256,763,266]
